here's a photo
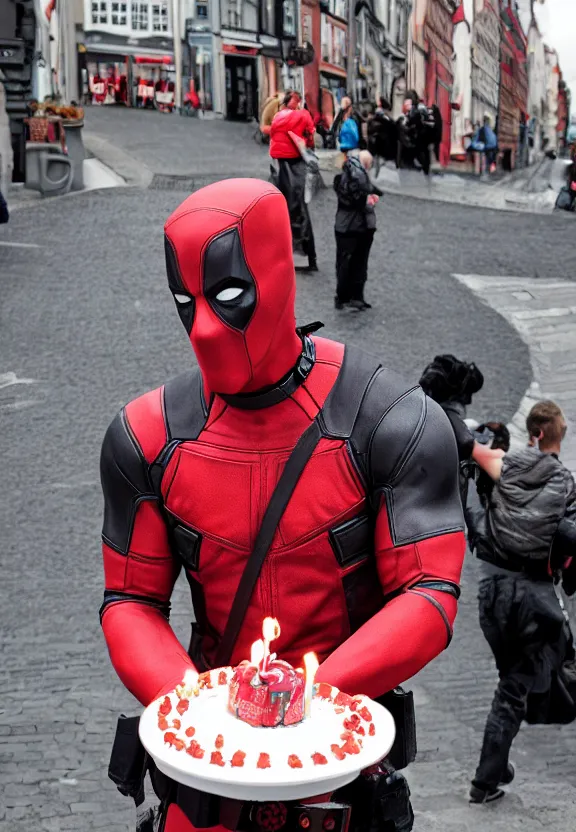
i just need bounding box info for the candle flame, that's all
[179,668,199,697]
[250,639,265,666]
[183,669,198,688]
[303,652,319,718]
[262,617,281,642]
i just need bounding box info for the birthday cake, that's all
[153,618,380,772]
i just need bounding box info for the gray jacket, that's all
[488,446,576,561]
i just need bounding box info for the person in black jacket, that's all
[0,189,8,224]
[469,400,576,804]
[333,150,382,311]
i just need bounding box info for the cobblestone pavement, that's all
[2,124,576,830]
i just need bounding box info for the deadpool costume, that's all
[100,178,465,832]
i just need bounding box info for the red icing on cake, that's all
[228,659,305,728]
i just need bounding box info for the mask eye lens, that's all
[216,286,244,302]
[174,292,193,305]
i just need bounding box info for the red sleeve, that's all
[100,404,195,706]
[101,503,195,706]
[315,526,465,698]
[316,390,466,698]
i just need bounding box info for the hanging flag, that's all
[452,2,465,24]
[45,0,56,21]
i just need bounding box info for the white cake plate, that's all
[139,686,395,801]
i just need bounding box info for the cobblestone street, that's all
[2,109,576,831]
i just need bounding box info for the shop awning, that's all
[85,42,173,59]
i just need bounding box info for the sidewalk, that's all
[5,156,125,211]
[370,157,569,214]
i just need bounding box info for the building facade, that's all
[498,0,528,169]
[423,0,457,165]
[450,0,473,158]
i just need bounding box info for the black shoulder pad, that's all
[351,367,417,482]
[164,366,209,441]
[369,390,464,546]
[319,344,383,439]
[100,410,154,554]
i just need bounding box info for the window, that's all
[91,1,98,24]
[152,2,168,31]
[302,13,312,44]
[196,1,208,19]
[131,1,148,29]
[332,0,347,20]
[225,0,241,28]
[99,0,108,24]
[321,16,346,67]
[261,0,274,35]
[283,0,296,37]
[111,1,127,24]
[321,16,330,62]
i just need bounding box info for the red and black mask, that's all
[164,179,301,396]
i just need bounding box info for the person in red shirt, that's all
[270,91,317,271]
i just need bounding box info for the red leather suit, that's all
[100,179,465,832]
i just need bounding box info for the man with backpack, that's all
[333,150,383,311]
[470,401,576,803]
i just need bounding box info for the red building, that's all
[423,0,457,167]
[557,76,569,151]
[302,0,348,125]
[498,0,528,170]
[301,0,322,118]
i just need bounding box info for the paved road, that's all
[2,110,576,831]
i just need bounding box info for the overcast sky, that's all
[536,0,576,116]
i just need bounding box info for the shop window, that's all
[196,1,208,19]
[152,2,169,31]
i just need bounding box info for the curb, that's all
[375,178,555,214]
[83,131,154,188]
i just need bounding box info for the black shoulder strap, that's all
[214,344,383,667]
[215,419,322,667]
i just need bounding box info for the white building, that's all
[449,0,500,160]
[450,0,473,158]
[544,44,560,152]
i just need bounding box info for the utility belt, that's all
[108,684,416,832]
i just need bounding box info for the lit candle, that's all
[180,668,199,698]
[303,652,319,718]
[250,639,265,668]
[261,617,281,673]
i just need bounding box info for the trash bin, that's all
[25,143,73,196]
[63,119,85,191]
